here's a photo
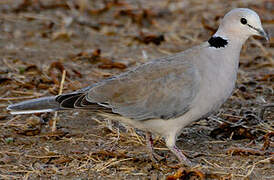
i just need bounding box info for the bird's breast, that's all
[190,51,239,120]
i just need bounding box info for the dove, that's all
[7,8,268,166]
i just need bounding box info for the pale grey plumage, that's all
[87,56,199,120]
[7,8,268,165]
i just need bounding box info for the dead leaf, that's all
[52,29,73,40]
[13,116,42,136]
[48,61,70,85]
[210,123,257,140]
[0,77,12,85]
[226,147,273,156]
[135,32,165,45]
[41,128,69,140]
[167,168,205,180]
[115,8,156,27]
[50,156,72,164]
[261,132,274,151]
[98,60,127,69]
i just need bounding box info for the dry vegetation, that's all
[0,0,273,179]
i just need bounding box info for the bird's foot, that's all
[170,145,192,167]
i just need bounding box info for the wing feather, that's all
[86,55,200,120]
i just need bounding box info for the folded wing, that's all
[85,57,200,120]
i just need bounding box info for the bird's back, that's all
[86,51,201,120]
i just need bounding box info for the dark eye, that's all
[240,18,247,25]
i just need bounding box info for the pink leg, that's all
[165,135,192,166]
[145,132,163,162]
[169,144,192,166]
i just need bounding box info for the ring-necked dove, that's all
[7,8,268,166]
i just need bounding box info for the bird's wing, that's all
[85,54,200,120]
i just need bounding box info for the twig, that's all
[0,174,21,179]
[10,90,43,96]
[244,157,273,178]
[20,14,55,22]
[52,70,66,132]
[25,154,62,159]
[96,158,133,172]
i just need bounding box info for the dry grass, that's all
[0,0,273,179]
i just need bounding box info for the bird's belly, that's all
[140,75,236,137]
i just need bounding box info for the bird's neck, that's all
[208,29,247,67]
[212,29,249,48]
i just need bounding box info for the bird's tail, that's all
[6,91,111,115]
[7,96,60,115]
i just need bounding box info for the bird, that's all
[7,8,268,166]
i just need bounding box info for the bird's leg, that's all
[145,132,163,162]
[165,135,192,166]
[170,144,192,166]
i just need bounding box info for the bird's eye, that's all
[240,18,247,25]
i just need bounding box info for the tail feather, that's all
[7,96,60,114]
[8,109,57,115]
[60,94,82,108]
[7,91,114,115]
[56,93,80,103]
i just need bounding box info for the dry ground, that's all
[0,0,273,179]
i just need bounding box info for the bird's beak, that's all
[247,24,269,42]
[258,29,269,42]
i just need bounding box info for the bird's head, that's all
[217,8,269,42]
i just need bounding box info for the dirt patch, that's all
[0,0,273,179]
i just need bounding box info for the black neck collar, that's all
[208,36,228,48]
